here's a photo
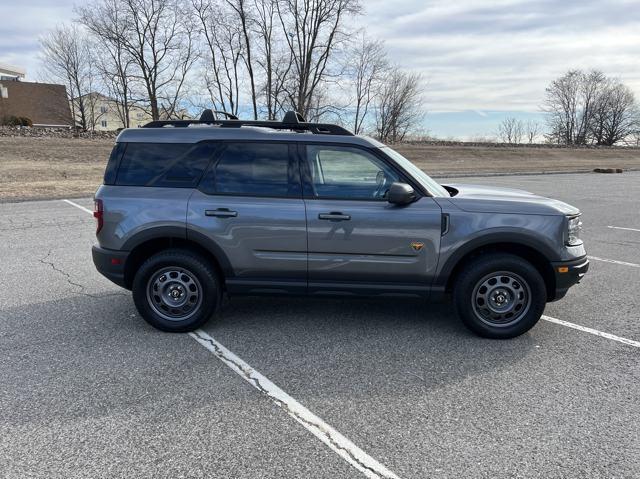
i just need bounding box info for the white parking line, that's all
[61,197,400,478]
[608,225,640,233]
[587,255,640,268]
[62,199,93,215]
[189,330,400,479]
[542,315,640,348]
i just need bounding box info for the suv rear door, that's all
[301,143,442,296]
[188,141,307,294]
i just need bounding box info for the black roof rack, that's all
[142,109,353,136]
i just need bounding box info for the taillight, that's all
[94,199,104,234]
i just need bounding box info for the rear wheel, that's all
[132,249,220,332]
[453,254,546,339]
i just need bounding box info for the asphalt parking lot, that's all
[1,171,638,479]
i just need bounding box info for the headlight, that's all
[566,215,583,246]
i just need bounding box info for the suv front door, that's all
[188,141,307,294]
[301,144,442,296]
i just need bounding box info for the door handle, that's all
[318,212,351,221]
[205,208,238,218]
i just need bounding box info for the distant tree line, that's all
[496,117,541,144]
[38,0,425,142]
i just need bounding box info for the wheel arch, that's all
[122,227,232,290]
[439,235,558,301]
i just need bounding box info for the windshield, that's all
[380,147,450,197]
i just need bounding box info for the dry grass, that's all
[1,136,639,201]
[395,144,640,176]
[0,137,114,201]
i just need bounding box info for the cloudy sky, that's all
[1,0,639,138]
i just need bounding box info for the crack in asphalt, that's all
[191,330,397,479]
[38,249,127,300]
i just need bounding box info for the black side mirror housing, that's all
[388,182,417,205]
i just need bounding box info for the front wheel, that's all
[453,254,547,339]
[132,249,221,332]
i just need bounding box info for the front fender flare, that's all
[434,230,559,288]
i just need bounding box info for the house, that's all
[0,64,73,128]
[71,92,191,131]
[0,63,26,80]
[71,92,154,131]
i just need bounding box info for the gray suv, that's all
[92,110,588,339]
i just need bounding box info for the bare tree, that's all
[349,34,388,134]
[525,119,541,144]
[375,69,424,143]
[78,0,136,128]
[276,0,360,117]
[252,0,292,119]
[84,0,198,121]
[194,0,244,116]
[225,0,259,119]
[590,81,639,146]
[544,69,639,146]
[497,117,524,144]
[40,24,94,130]
[544,69,607,145]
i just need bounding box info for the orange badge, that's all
[410,242,424,251]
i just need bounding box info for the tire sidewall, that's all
[132,250,220,332]
[454,255,546,339]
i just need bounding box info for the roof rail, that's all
[142,110,353,136]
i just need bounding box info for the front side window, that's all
[200,142,297,197]
[304,145,401,200]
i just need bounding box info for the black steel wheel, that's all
[146,267,203,322]
[471,271,532,327]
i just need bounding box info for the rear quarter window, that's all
[103,143,125,185]
[115,142,216,187]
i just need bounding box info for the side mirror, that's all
[387,182,417,205]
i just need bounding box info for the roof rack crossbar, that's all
[144,109,352,135]
[142,118,353,135]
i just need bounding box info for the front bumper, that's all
[550,256,589,301]
[92,245,130,289]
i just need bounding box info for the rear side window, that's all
[115,142,215,187]
[200,143,298,197]
[104,143,125,185]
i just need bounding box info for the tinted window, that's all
[304,145,400,200]
[104,142,125,185]
[201,143,296,197]
[115,142,215,187]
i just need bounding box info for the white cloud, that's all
[1,0,638,135]
[360,0,640,112]
[0,1,77,80]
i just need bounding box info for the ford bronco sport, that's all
[92,110,588,339]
